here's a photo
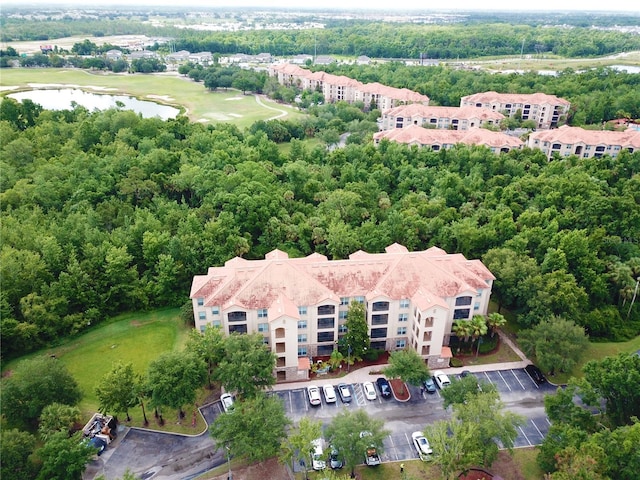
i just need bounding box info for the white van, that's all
[311,438,326,470]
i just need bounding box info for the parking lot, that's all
[272,367,557,465]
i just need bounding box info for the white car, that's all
[323,384,337,403]
[307,386,322,406]
[412,431,433,456]
[433,370,451,389]
[363,381,377,401]
[311,438,326,470]
[220,393,234,413]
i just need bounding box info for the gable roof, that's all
[373,124,523,149]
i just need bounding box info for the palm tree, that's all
[486,312,507,338]
[452,321,473,351]
[469,315,489,357]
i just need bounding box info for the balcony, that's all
[276,357,286,368]
[423,331,432,342]
[275,327,285,339]
[276,342,286,354]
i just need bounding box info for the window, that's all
[338,324,348,334]
[213,320,221,328]
[229,324,248,334]
[400,299,410,308]
[354,296,365,304]
[398,313,408,322]
[455,296,472,306]
[372,301,389,311]
[258,309,268,318]
[298,306,307,315]
[263,337,269,345]
[396,339,407,349]
[298,334,307,343]
[318,317,335,329]
[397,327,407,335]
[339,311,348,320]
[228,311,247,322]
[371,341,386,350]
[318,305,335,315]
[198,311,206,320]
[371,328,387,339]
[476,289,483,297]
[298,346,308,356]
[474,302,480,311]
[197,298,204,306]
[258,323,268,333]
[317,332,335,343]
[199,325,206,333]
[372,314,388,325]
[453,309,471,320]
[340,297,350,306]
[298,320,307,329]
[211,307,220,315]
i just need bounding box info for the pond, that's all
[7,88,180,120]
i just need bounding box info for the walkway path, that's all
[254,94,288,120]
[271,330,531,392]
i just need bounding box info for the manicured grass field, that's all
[2,308,190,417]
[0,68,305,127]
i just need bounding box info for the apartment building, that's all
[373,124,523,154]
[460,91,571,129]
[528,125,640,160]
[268,63,429,111]
[190,244,494,381]
[379,104,505,131]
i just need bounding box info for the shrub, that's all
[450,358,463,367]
[363,348,384,361]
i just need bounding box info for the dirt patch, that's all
[389,378,410,401]
[205,457,290,480]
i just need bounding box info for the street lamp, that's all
[226,445,232,480]
[347,344,352,373]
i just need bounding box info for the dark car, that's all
[376,377,392,399]
[337,383,352,403]
[423,377,437,394]
[525,364,546,384]
[329,446,343,469]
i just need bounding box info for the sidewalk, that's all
[270,330,531,392]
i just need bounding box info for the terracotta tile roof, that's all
[382,104,505,122]
[528,125,640,148]
[373,125,523,149]
[461,90,570,106]
[191,244,494,314]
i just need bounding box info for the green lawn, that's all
[0,68,305,127]
[2,308,189,417]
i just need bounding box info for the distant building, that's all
[188,52,213,65]
[373,124,523,154]
[379,104,505,131]
[191,244,494,381]
[104,50,124,61]
[269,63,429,111]
[527,125,640,160]
[460,91,570,129]
[314,55,337,65]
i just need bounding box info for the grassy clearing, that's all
[0,68,305,127]
[2,308,189,418]
[512,447,545,480]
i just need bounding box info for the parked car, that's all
[423,377,437,394]
[459,370,471,378]
[337,383,352,403]
[307,385,322,406]
[363,381,377,400]
[376,377,392,399]
[411,431,433,456]
[433,370,451,389]
[311,438,326,470]
[329,446,343,469]
[323,384,337,403]
[359,431,381,466]
[525,364,546,384]
[220,393,235,413]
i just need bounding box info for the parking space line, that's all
[518,426,533,446]
[523,370,540,389]
[531,419,544,438]
[497,370,512,391]
[511,369,526,390]
[483,371,494,384]
[545,417,551,426]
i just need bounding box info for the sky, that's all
[6,0,640,12]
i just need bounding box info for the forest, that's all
[1,91,639,359]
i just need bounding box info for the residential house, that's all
[127,50,158,60]
[527,125,640,160]
[314,55,337,65]
[460,91,571,129]
[379,104,505,131]
[188,52,213,66]
[165,50,191,64]
[356,55,371,65]
[104,49,124,61]
[191,244,494,381]
[373,124,523,154]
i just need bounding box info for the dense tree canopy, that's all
[0,95,639,358]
